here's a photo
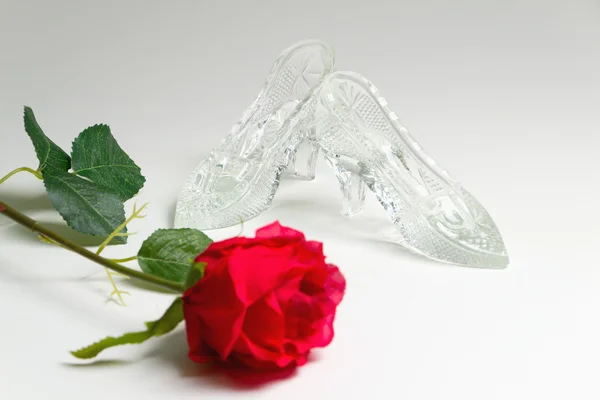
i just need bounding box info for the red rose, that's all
[182,222,346,370]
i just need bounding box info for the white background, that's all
[1,1,599,399]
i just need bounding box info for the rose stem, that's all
[0,200,184,293]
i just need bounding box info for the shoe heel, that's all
[325,154,366,216]
[285,127,319,181]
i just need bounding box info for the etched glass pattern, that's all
[315,71,509,268]
[174,40,335,230]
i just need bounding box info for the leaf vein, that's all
[48,173,117,231]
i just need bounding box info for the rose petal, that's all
[304,240,324,254]
[183,306,208,362]
[234,332,297,370]
[300,267,329,296]
[183,265,246,359]
[283,339,311,360]
[285,241,326,278]
[193,254,229,281]
[197,307,246,359]
[184,222,346,371]
[325,264,346,305]
[195,236,251,262]
[274,276,302,306]
[242,291,285,351]
[227,245,294,305]
[309,314,336,348]
[255,221,305,240]
[283,291,319,340]
[281,287,338,348]
[185,331,221,363]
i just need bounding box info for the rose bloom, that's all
[182,222,346,370]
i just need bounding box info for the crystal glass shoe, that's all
[174,40,335,230]
[315,71,509,268]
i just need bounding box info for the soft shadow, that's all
[266,195,345,233]
[0,275,92,283]
[218,364,298,389]
[359,236,437,265]
[0,256,86,283]
[305,352,321,363]
[0,193,54,227]
[3,220,123,247]
[268,189,450,267]
[118,277,177,294]
[145,330,298,390]
[62,359,133,368]
[70,274,177,295]
[0,192,53,213]
[166,200,177,228]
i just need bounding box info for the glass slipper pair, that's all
[174,40,509,269]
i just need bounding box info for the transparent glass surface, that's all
[316,71,509,268]
[174,40,335,230]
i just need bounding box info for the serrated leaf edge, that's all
[71,298,184,360]
[42,169,128,244]
[70,124,146,199]
[70,331,151,359]
[137,228,213,283]
[23,106,71,172]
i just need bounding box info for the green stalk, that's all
[0,200,183,293]
[0,167,42,185]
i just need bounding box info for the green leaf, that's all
[71,297,184,359]
[42,169,127,244]
[185,262,206,290]
[71,124,146,201]
[137,229,213,284]
[23,106,71,172]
